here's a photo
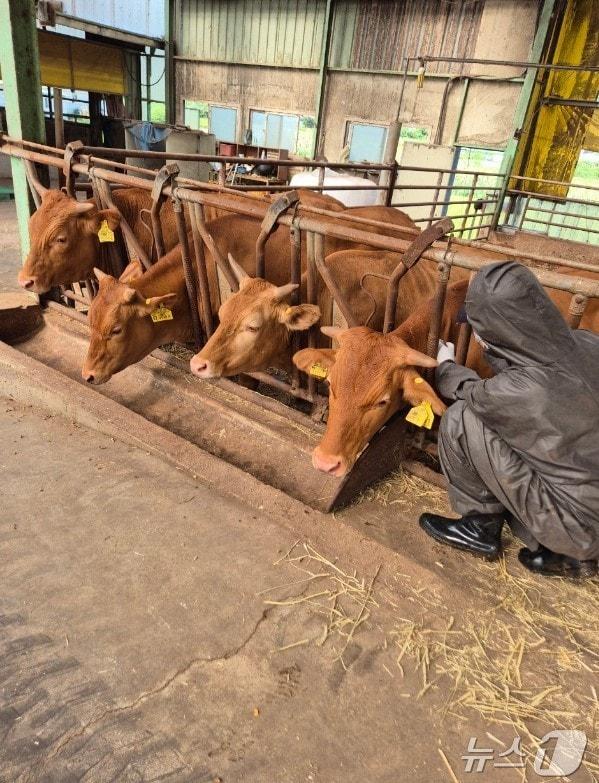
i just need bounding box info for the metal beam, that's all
[164,0,176,124]
[0,0,45,257]
[490,0,559,230]
[55,12,164,49]
[314,0,334,157]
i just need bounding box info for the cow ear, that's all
[138,292,178,314]
[83,208,121,234]
[119,259,144,284]
[402,370,446,416]
[279,303,321,331]
[293,347,337,375]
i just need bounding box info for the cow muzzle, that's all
[17,272,44,293]
[190,355,219,379]
[312,446,349,477]
[81,367,110,385]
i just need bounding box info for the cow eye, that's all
[374,398,389,408]
[111,326,122,336]
[55,236,67,244]
[245,325,260,333]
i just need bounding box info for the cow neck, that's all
[133,257,194,344]
[390,319,428,355]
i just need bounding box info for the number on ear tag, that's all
[150,304,174,323]
[98,220,115,243]
[309,362,328,380]
[406,401,434,429]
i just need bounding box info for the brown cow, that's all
[18,187,180,293]
[292,281,474,476]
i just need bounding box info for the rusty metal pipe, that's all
[289,220,302,393]
[190,203,214,338]
[382,261,410,334]
[425,262,451,362]
[173,197,203,349]
[567,293,588,329]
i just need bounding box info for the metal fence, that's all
[2,136,598,379]
[497,174,599,246]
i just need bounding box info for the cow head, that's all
[82,261,177,384]
[19,189,121,293]
[293,326,446,476]
[190,254,320,379]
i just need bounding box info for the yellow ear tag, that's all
[97,219,115,243]
[414,377,424,384]
[406,401,434,430]
[309,362,328,380]
[149,303,174,323]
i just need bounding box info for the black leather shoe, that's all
[518,545,598,580]
[419,512,504,560]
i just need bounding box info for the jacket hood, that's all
[465,262,575,366]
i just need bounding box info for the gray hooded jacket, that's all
[436,262,599,560]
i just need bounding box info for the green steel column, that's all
[491,0,558,230]
[0,0,45,257]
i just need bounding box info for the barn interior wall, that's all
[175,60,318,133]
[173,0,541,158]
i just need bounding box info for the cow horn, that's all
[321,325,347,341]
[403,347,438,369]
[227,253,249,285]
[93,267,109,281]
[72,201,96,214]
[272,283,299,302]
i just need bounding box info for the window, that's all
[184,101,238,143]
[141,49,166,124]
[346,121,431,164]
[249,110,315,157]
[346,122,387,163]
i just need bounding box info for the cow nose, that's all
[312,448,346,477]
[83,372,95,384]
[19,277,35,290]
[190,355,215,378]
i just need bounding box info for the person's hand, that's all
[437,340,456,364]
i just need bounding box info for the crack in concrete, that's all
[28,608,272,779]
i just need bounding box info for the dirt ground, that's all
[1,199,598,782]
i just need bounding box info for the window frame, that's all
[248,107,316,155]
[183,99,240,143]
[344,119,389,164]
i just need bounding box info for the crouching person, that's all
[419,261,599,580]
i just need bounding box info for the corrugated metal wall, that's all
[176,0,327,67]
[329,0,484,73]
[60,0,165,39]
[174,0,484,73]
